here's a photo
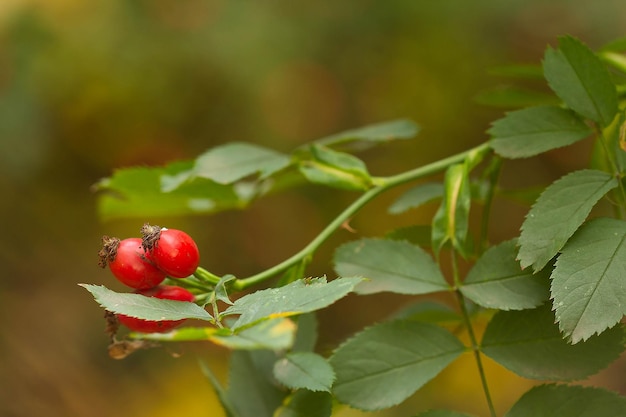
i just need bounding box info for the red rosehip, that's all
[98,236,166,289]
[117,285,195,333]
[141,224,200,278]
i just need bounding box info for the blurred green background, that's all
[1,1,625,416]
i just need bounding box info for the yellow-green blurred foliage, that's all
[1,1,625,416]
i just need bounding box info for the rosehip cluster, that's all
[98,224,200,333]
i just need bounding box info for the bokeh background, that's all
[1,1,625,416]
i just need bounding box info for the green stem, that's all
[478,155,502,255]
[194,267,222,285]
[232,142,491,291]
[451,252,497,417]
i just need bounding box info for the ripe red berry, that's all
[141,224,200,278]
[117,285,195,333]
[98,236,166,289]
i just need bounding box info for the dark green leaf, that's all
[292,314,318,353]
[543,36,618,126]
[504,384,626,417]
[194,142,291,184]
[551,217,626,343]
[333,238,449,295]
[273,352,335,392]
[275,390,332,417]
[432,163,471,257]
[388,183,444,214]
[95,163,244,221]
[518,169,617,271]
[79,284,212,321]
[481,305,624,380]
[299,145,372,191]
[223,277,361,330]
[489,106,592,159]
[226,351,286,417]
[461,240,549,310]
[315,119,419,148]
[330,320,464,411]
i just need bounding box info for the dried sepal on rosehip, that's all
[116,285,195,333]
[98,236,166,289]
[141,224,200,278]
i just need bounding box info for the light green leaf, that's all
[226,351,286,417]
[518,169,617,272]
[551,217,626,343]
[333,238,449,295]
[415,411,478,417]
[223,277,361,330]
[275,390,332,417]
[79,284,212,321]
[461,240,549,310]
[299,145,372,191]
[543,36,618,126]
[273,352,335,392]
[316,119,419,148]
[139,318,296,350]
[489,106,592,159]
[504,384,626,417]
[481,305,624,380]
[330,320,465,411]
[388,183,444,214]
[432,163,471,257]
[95,163,244,221]
[194,142,291,184]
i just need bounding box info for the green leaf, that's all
[223,277,361,330]
[333,238,449,295]
[432,163,471,257]
[517,169,617,272]
[95,163,244,221]
[415,411,478,417]
[315,119,419,148]
[292,314,318,353]
[274,390,332,417]
[199,360,238,417]
[140,318,296,350]
[481,305,624,380]
[390,300,461,324]
[79,284,212,321]
[543,36,618,126]
[388,183,444,214]
[194,142,291,184]
[489,106,592,159]
[551,217,626,343]
[504,384,626,417]
[273,352,335,392]
[460,240,549,310]
[226,351,286,417]
[330,320,465,411]
[299,145,372,191]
